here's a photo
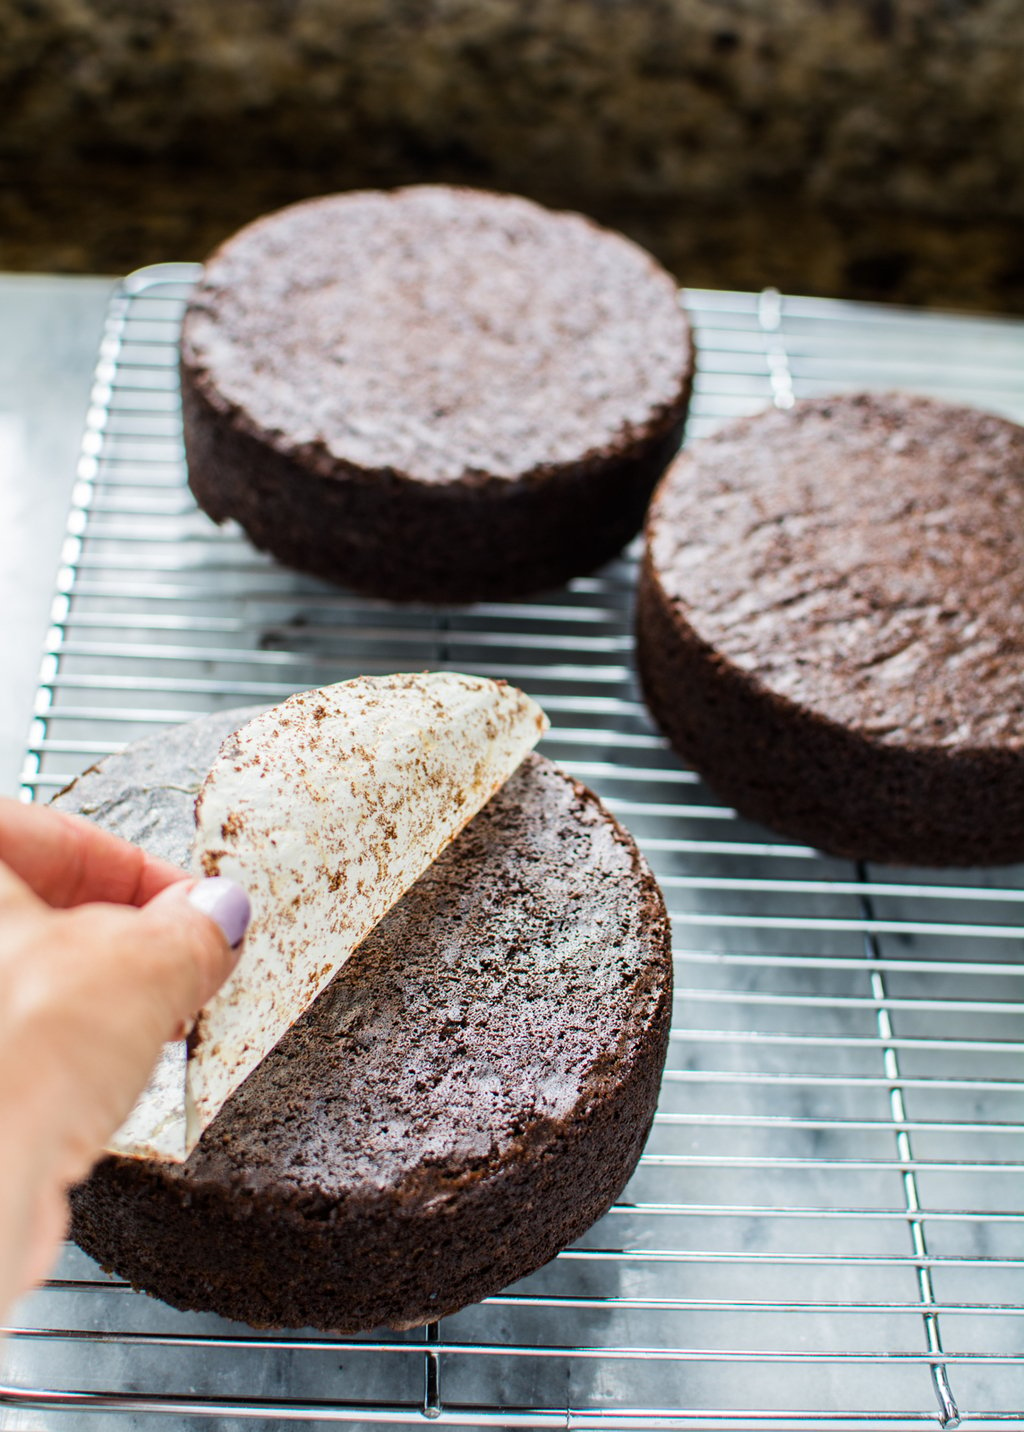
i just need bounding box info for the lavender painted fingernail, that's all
[188,877,251,948]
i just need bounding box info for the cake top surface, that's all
[646,391,1024,750]
[181,185,693,484]
[55,709,669,1204]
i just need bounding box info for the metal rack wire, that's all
[2,264,1023,1430]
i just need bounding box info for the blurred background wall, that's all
[3,0,1023,309]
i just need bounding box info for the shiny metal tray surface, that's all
[3,265,1023,1430]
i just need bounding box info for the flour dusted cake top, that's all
[181,185,693,486]
[647,391,1024,750]
[56,710,670,1200]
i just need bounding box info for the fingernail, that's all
[188,877,251,948]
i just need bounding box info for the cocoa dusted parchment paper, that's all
[109,672,548,1162]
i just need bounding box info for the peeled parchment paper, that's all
[109,672,548,1162]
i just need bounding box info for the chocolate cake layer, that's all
[637,391,1024,865]
[60,710,672,1330]
[180,185,694,602]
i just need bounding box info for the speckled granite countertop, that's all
[2,0,1024,309]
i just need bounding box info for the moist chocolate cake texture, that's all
[180,185,694,603]
[637,391,1024,866]
[59,710,672,1331]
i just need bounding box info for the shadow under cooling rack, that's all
[3,265,1024,1430]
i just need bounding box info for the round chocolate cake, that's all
[180,185,694,603]
[637,391,1024,866]
[61,711,672,1331]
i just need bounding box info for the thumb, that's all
[136,877,251,1028]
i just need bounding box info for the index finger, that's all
[0,798,188,910]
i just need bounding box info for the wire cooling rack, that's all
[2,265,1023,1431]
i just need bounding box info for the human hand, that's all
[0,797,250,1320]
